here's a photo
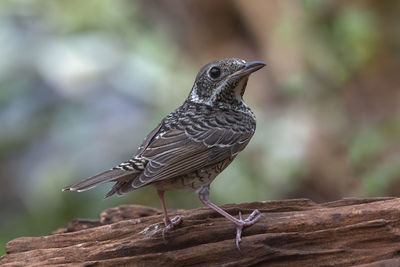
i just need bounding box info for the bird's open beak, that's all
[232,61,266,78]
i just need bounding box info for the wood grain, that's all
[1,198,400,266]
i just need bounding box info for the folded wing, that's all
[132,110,255,188]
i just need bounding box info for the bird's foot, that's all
[234,209,262,250]
[162,215,182,240]
[164,215,182,231]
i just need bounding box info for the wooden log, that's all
[1,197,400,266]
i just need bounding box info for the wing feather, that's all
[132,109,255,188]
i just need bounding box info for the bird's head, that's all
[188,58,266,108]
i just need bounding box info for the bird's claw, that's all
[170,215,183,226]
[235,209,262,250]
[162,215,182,241]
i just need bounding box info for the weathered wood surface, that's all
[2,197,400,266]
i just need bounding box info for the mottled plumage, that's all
[63,58,266,249]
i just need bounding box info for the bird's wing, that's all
[133,110,255,188]
[135,122,162,156]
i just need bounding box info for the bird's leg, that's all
[198,185,262,250]
[157,189,182,232]
[157,189,171,226]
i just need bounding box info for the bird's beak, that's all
[232,61,266,78]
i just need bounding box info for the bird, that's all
[63,58,266,249]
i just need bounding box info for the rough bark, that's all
[1,197,400,266]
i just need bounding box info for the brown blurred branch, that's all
[1,198,400,266]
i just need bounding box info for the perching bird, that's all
[63,58,266,248]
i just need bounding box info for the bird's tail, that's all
[62,169,134,192]
[104,180,136,198]
[63,158,146,192]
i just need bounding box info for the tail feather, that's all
[104,181,135,198]
[63,169,136,192]
[63,158,146,193]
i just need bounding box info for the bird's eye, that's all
[209,67,221,79]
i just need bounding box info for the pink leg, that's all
[157,189,171,226]
[157,189,182,231]
[198,186,262,250]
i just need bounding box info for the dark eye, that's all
[209,67,221,79]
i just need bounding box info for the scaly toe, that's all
[162,215,183,240]
[161,215,183,243]
[170,215,182,226]
[234,210,263,250]
[235,225,244,250]
[244,209,262,225]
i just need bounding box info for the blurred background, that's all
[1,0,400,255]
